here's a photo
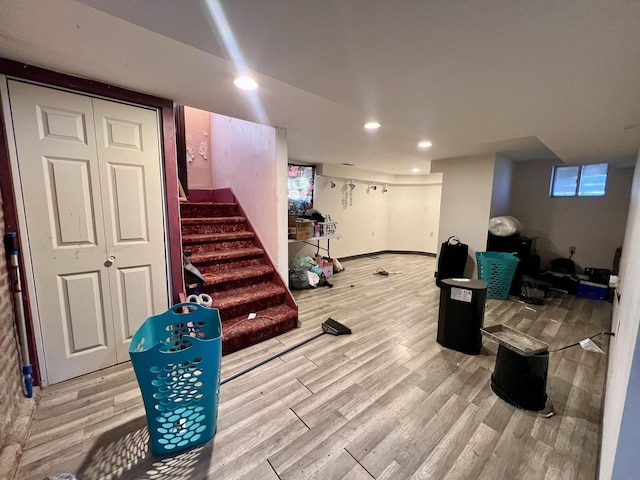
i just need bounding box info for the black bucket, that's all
[490,345,549,411]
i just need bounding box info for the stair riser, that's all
[182,223,247,235]
[197,258,265,274]
[181,204,240,218]
[222,316,298,355]
[183,240,256,255]
[199,272,274,293]
[216,294,286,321]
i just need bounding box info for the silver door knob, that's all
[105,255,117,267]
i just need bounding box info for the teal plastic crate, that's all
[476,251,520,299]
[129,303,222,456]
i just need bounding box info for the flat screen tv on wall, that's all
[287,164,315,215]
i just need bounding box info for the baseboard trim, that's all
[339,250,436,262]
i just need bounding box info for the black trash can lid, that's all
[442,278,487,290]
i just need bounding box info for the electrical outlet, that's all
[569,246,576,255]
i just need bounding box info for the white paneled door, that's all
[8,80,169,384]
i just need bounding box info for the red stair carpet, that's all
[181,195,298,355]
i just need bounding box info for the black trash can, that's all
[437,278,487,355]
[491,345,549,411]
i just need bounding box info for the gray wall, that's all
[509,160,633,271]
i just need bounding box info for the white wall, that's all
[509,160,633,271]
[431,153,497,276]
[287,166,442,263]
[210,113,280,267]
[600,152,640,480]
[288,177,390,260]
[387,184,441,253]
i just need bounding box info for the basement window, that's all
[550,163,608,197]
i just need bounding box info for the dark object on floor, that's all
[437,278,487,355]
[584,267,612,285]
[435,236,468,287]
[481,325,551,414]
[550,257,576,275]
[538,271,580,294]
[492,346,550,412]
[220,318,351,385]
[520,275,549,305]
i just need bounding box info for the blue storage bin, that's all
[578,281,609,300]
[476,251,520,299]
[129,302,222,456]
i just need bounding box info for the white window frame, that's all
[550,163,608,198]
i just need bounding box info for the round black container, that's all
[491,345,549,411]
[437,278,487,355]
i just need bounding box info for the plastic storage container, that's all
[129,303,222,456]
[577,280,609,300]
[476,251,520,299]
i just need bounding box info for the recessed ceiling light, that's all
[234,76,258,91]
[418,141,432,149]
[412,168,421,173]
[364,122,381,130]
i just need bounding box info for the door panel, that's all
[9,80,115,384]
[58,271,108,354]
[109,164,148,242]
[93,98,168,362]
[8,80,169,383]
[44,157,97,246]
[116,266,154,341]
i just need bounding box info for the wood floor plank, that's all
[16,253,611,480]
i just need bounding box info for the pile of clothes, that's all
[289,255,344,290]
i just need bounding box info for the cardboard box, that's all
[289,221,313,240]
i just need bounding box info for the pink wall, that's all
[210,113,278,261]
[184,106,212,190]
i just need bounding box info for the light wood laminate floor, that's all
[17,253,612,479]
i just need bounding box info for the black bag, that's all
[435,236,469,287]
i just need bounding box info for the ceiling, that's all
[1,0,639,174]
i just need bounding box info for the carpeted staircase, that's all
[181,193,298,355]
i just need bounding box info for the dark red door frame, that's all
[0,57,184,385]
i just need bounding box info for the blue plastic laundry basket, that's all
[476,251,520,299]
[129,302,222,456]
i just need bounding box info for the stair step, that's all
[201,264,274,291]
[183,232,254,244]
[212,282,287,320]
[182,220,248,235]
[189,247,264,265]
[181,202,240,218]
[222,304,298,356]
[212,282,285,311]
[181,216,246,225]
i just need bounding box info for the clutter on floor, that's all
[289,255,344,290]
